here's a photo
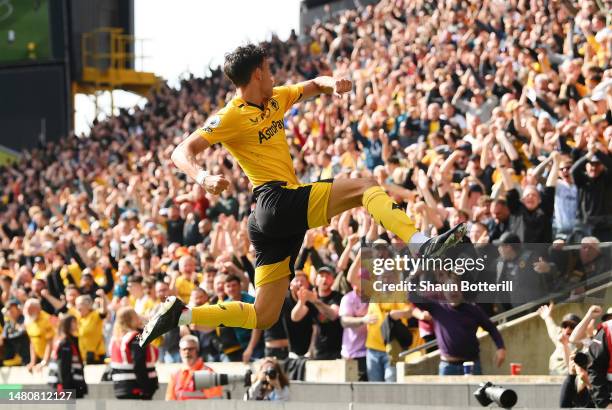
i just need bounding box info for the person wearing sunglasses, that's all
[538,303,582,375]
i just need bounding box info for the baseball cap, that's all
[120,210,138,220]
[586,154,601,164]
[457,142,472,153]
[468,183,484,194]
[34,256,44,264]
[317,266,334,275]
[561,313,581,328]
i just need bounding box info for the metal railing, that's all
[81,27,150,76]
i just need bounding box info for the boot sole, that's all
[138,296,179,347]
[427,223,468,258]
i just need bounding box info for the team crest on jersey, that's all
[269,98,279,111]
[249,108,272,124]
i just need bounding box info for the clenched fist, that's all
[333,78,352,97]
[203,174,230,195]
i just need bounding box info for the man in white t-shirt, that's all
[553,156,578,238]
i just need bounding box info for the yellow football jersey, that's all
[365,302,410,352]
[25,311,55,360]
[77,310,106,360]
[196,85,304,188]
[174,273,204,304]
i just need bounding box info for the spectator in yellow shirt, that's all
[127,275,156,318]
[75,291,108,364]
[365,302,412,382]
[24,298,55,372]
[170,256,203,303]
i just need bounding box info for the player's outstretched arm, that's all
[171,132,229,195]
[298,76,352,100]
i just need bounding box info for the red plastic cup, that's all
[510,362,522,375]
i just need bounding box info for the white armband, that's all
[195,170,209,185]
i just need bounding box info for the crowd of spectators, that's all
[0,0,611,385]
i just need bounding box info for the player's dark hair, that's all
[224,44,267,87]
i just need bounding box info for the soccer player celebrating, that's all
[139,44,466,346]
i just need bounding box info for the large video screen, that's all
[0,0,51,62]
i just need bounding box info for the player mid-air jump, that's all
[139,44,466,347]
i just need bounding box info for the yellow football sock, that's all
[362,186,417,243]
[191,301,257,329]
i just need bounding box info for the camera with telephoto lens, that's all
[474,382,517,409]
[264,368,277,380]
[573,352,589,369]
[193,369,252,390]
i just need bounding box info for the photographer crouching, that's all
[245,357,289,401]
[560,352,593,408]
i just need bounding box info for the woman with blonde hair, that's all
[109,307,158,400]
